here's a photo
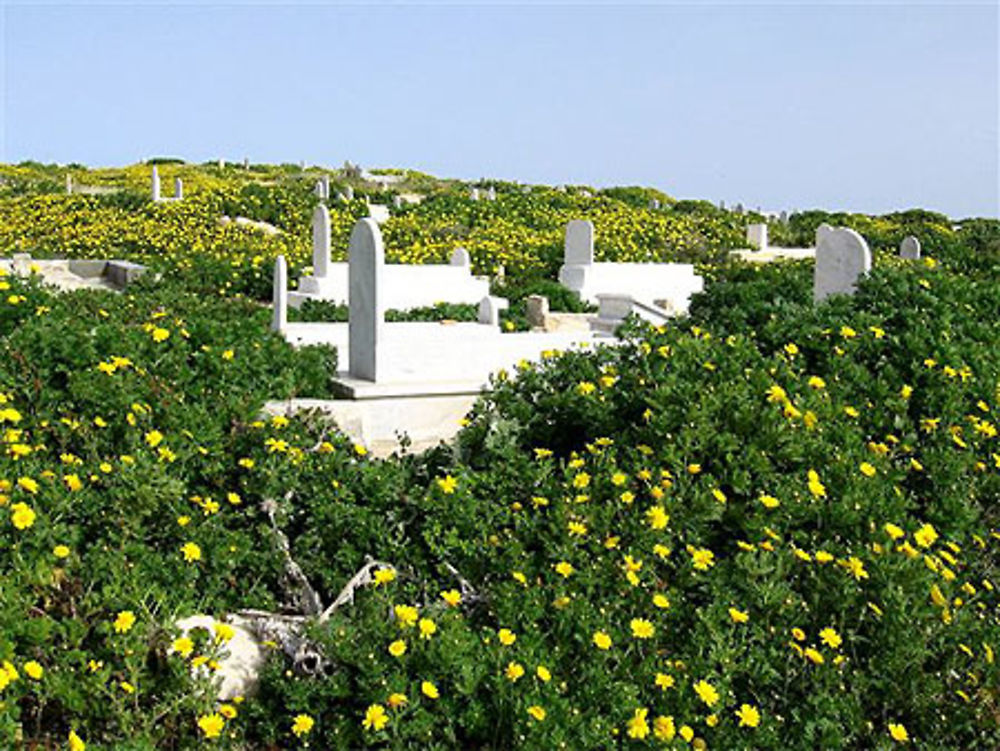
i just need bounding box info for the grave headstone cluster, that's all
[150,166,184,203]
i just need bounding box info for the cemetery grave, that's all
[0,160,997,750]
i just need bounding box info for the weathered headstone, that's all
[66,174,73,195]
[174,178,183,201]
[348,219,385,381]
[899,235,921,260]
[315,180,325,198]
[734,202,744,214]
[312,205,331,278]
[271,256,288,333]
[477,295,508,326]
[243,157,250,170]
[813,226,871,302]
[525,294,549,329]
[218,158,225,170]
[469,187,480,201]
[486,186,496,201]
[649,199,661,210]
[151,166,161,202]
[565,219,595,265]
[779,210,788,224]
[393,194,403,209]
[322,175,331,200]
[450,247,471,267]
[746,223,768,250]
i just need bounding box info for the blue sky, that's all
[1,1,997,218]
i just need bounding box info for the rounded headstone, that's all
[564,219,595,265]
[899,235,921,260]
[348,219,386,382]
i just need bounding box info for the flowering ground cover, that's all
[0,162,998,748]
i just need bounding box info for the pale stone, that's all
[900,235,921,260]
[486,186,496,201]
[779,210,788,224]
[746,223,768,250]
[174,178,183,200]
[348,219,385,381]
[367,204,391,225]
[272,255,288,332]
[243,157,250,170]
[470,187,480,201]
[525,294,549,328]
[564,219,595,265]
[477,295,508,326]
[344,185,354,201]
[649,199,661,210]
[450,247,471,267]
[150,166,160,202]
[393,194,403,209]
[315,181,324,198]
[813,226,871,302]
[312,205,331,278]
[218,158,225,170]
[322,175,330,199]
[174,615,265,701]
[66,174,73,195]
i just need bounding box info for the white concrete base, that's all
[730,247,816,263]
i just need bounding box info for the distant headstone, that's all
[315,181,325,199]
[218,159,225,170]
[312,205,331,278]
[565,219,595,265]
[719,200,726,210]
[899,235,921,260]
[477,295,508,327]
[734,203,744,214]
[174,178,183,201]
[393,194,403,209]
[345,185,355,201]
[450,247,471,267]
[271,256,288,333]
[348,219,386,382]
[322,175,330,200]
[486,186,496,201]
[151,166,161,202]
[746,223,768,250]
[525,294,549,329]
[66,174,73,195]
[779,210,789,224]
[649,199,661,210]
[813,226,872,302]
[243,157,250,170]
[470,187,480,201]
[299,160,306,170]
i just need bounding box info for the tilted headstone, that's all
[450,247,471,267]
[900,235,921,260]
[174,178,183,201]
[746,223,768,250]
[151,166,161,202]
[312,205,331,278]
[565,219,595,265]
[271,255,288,333]
[525,294,549,329]
[348,219,386,381]
[813,226,871,302]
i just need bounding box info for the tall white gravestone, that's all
[813,226,871,302]
[564,219,595,265]
[151,166,161,202]
[900,236,921,260]
[312,205,331,278]
[348,219,386,382]
[174,178,183,201]
[747,223,768,250]
[271,256,288,333]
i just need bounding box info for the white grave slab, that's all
[900,235,921,260]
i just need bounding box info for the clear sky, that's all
[1,1,997,218]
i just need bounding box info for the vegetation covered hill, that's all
[0,161,998,749]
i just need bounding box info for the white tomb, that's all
[557,219,704,315]
[813,225,871,302]
[899,236,921,260]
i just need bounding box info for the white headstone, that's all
[151,166,161,202]
[486,186,496,201]
[649,199,661,210]
[344,186,354,201]
[322,175,330,200]
[243,157,250,170]
[66,174,73,195]
[565,219,595,265]
[312,205,331,278]
[450,247,471,267]
[470,187,480,201]
[174,177,183,200]
[393,194,403,209]
[271,256,288,333]
[348,219,385,382]
[218,159,225,170]
[779,210,789,224]
[900,235,921,260]
[477,295,507,326]
[814,227,872,302]
[315,181,324,198]
[746,223,768,250]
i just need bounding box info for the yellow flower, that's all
[804,647,825,664]
[654,715,676,740]
[646,505,669,529]
[655,672,675,690]
[627,708,650,739]
[219,704,237,720]
[11,502,36,530]
[630,618,654,639]
[759,494,780,509]
[808,376,826,389]
[113,610,136,634]
[693,679,719,707]
[505,661,525,681]
[361,704,387,732]
[572,472,590,489]
[888,722,909,743]
[592,631,612,650]
[53,545,71,559]
[373,568,396,586]
[421,680,439,699]
[393,604,418,628]
[554,561,574,578]
[807,469,826,498]
[689,546,715,571]
[387,692,408,708]
[388,640,407,657]
[214,623,235,643]
[181,542,201,562]
[819,627,842,649]
[172,636,194,658]
[436,475,458,494]
[440,589,461,606]
[884,523,905,540]
[687,463,702,474]
[197,713,225,738]
[497,628,516,646]
[859,462,876,477]
[24,661,43,680]
[418,618,437,639]
[68,730,86,751]
[536,665,551,682]
[653,593,671,609]
[151,327,170,342]
[728,607,749,624]
[527,705,546,721]
[914,523,939,548]
[735,703,761,728]
[144,430,163,447]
